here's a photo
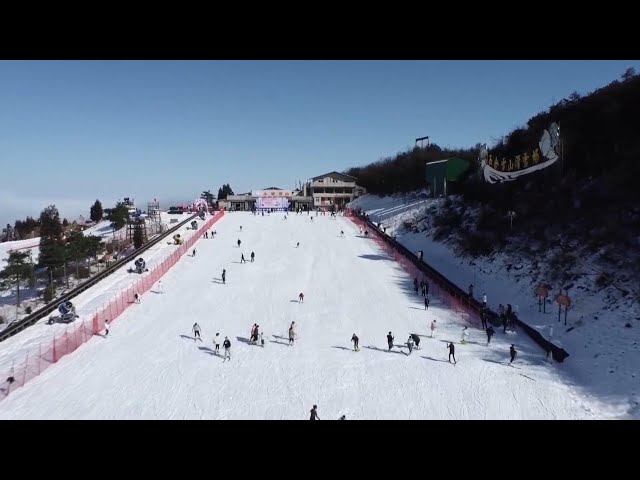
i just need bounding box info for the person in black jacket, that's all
[310,405,320,420]
[387,332,394,351]
[411,333,421,350]
[221,269,226,284]
[351,334,360,352]
[237,239,241,247]
[447,342,456,364]
[480,310,488,330]
[223,337,231,362]
[486,326,495,345]
[250,251,255,262]
[424,295,430,310]
[509,345,517,364]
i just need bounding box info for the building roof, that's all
[261,187,282,190]
[311,171,357,181]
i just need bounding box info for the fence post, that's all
[53,334,57,362]
[22,352,29,385]
[66,329,69,356]
[38,343,42,375]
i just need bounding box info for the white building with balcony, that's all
[309,172,363,208]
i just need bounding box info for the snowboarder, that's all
[250,252,255,262]
[387,331,394,351]
[237,239,241,247]
[134,293,141,304]
[310,405,320,420]
[424,295,430,310]
[430,320,437,338]
[461,326,470,344]
[193,323,202,342]
[298,292,304,303]
[407,335,414,354]
[221,269,226,284]
[482,293,487,309]
[509,344,517,364]
[104,319,110,336]
[351,333,360,352]
[289,322,296,346]
[411,333,421,350]
[486,326,495,345]
[241,253,246,263]
[223,337,231,361]
[214,333,220,354]
[447,342,456,364]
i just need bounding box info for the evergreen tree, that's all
[62,218,69,227]
[90,199,104,223]
[107,202,129,230]
[133,223,144,249]
[38,205,65,286]
[0,250,35,308]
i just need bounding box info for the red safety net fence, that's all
[0,211,225,400]
[346,211,478,327]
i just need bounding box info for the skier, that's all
[250,252,255,263]
[424,295,430,310]
[157,280,163,294]
[223,336,231,362]
[221,269,226,284]
[252,325,260,344]
[387,331,394,351]
[134,292,141,304]
[237,239,241,247]
[193,323,202,342]
[340,230,344,237]
[447,342,456,364]
[482,293,487,309]
[241,253,246,264]
[430,320,437,338]
[461,326,470,344]
[310,217,313,222]
[509,344,517,364]
[486,326,495,345]
[411,333,421,350]
[480,310,487,329]
[240,226,242,232]
[214,333,221,354]
[351,333,360,352]
[296,242,300,248]
[104,319,110,336]
[289,322,296,346]
[298,292,304,303]
[192,248,196,257]
[310,405,320,420]
[407,335,414,354]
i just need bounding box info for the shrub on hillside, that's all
[25,306,32,314]
[43,285,55,303]
[77,266,91,279]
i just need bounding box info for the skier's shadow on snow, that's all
[331,346,353,351]
[236,336,252,344]
[362,345,405,355]
[289,299,300,303]
[211,280,225,284]
[270,339,289,346]
[180,334,197,341]
[408,306,427,311]
[198,346,221,358]
[150,290,162,294]
[421,356,450,364]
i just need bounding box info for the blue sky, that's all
[1,60,639,228]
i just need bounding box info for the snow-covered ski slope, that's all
[0,214,207,374]
[0,212,596,419]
